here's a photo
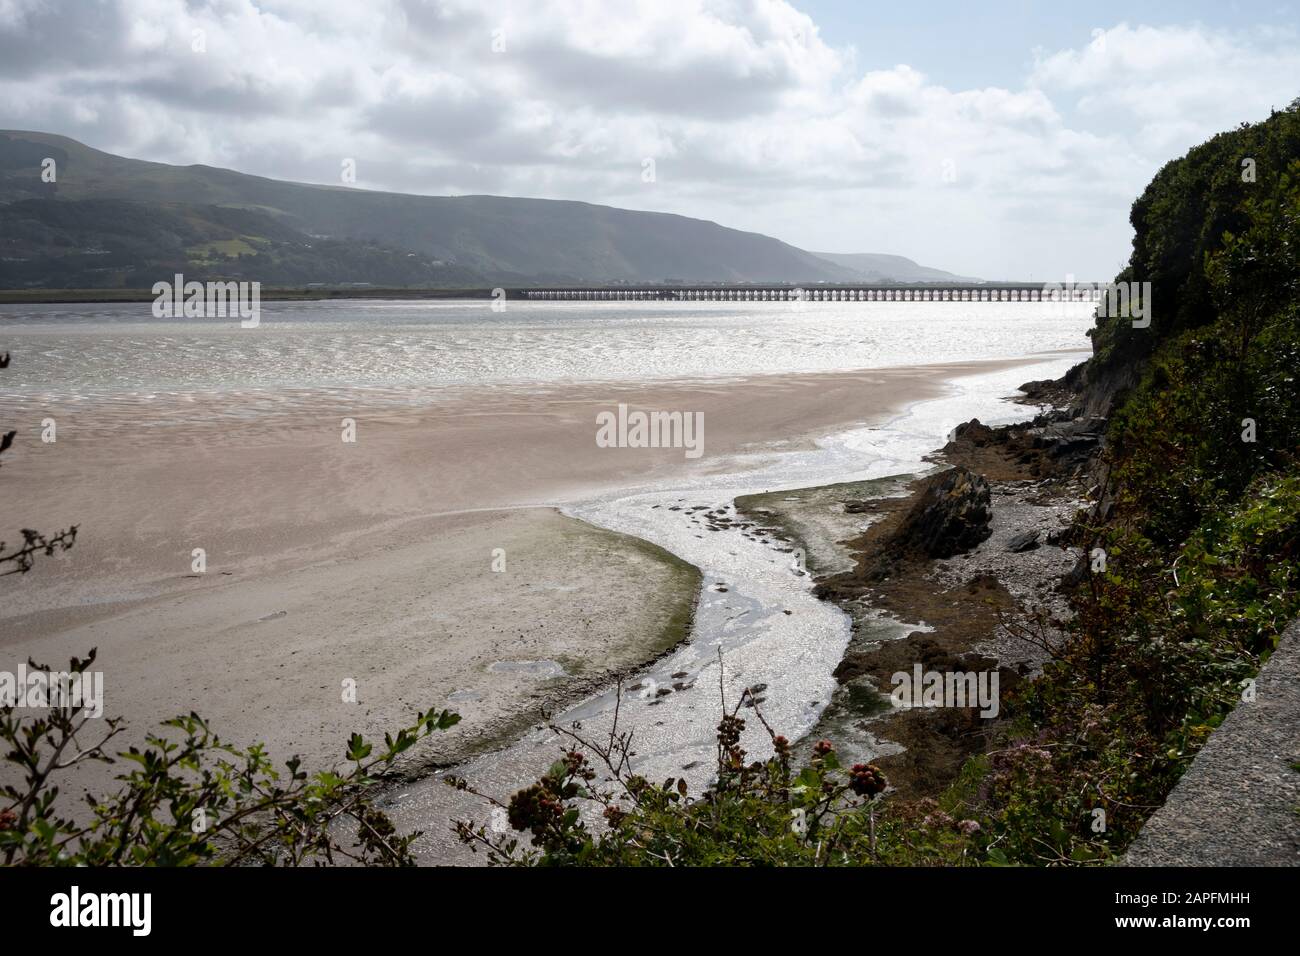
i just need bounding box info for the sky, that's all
[1,0,1298,279]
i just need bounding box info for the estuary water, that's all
[0,297,1095,861]
[1,297,1094,400]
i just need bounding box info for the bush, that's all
[1,649,458,866]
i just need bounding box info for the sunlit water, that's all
[1,298,1095,860]
[1,298,1094,402]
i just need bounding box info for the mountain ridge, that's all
[0,130,972,288]
[809,251,978,283]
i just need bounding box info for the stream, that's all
[383,352,1086,863]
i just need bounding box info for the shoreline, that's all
[378,508,705,779]
[379,352,1089,862]
[0,506,704,804]
[2,354,1075,637]
[1,349,1088,853]
[738,399,1095,798]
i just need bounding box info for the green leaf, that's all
[345,733,372,761]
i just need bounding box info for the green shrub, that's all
[1,649,458,866]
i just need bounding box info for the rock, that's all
[892,466,993,559]
[949,418,997,447]
[1006,530,1041,553]
[941,410,1106,482]
[1037,416,1106,472]
[965,572,1001,593]
[1059,553,1090,590]
[1018,378,1056,398]
[832,654,871,683]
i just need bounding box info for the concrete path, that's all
[1125,619,1300,866]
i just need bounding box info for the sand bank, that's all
[0,356,1062,797]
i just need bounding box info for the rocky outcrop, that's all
[1020,356,1133,421]
[1018,371,1082,408]
[898,467,993,559]
[1070,353,1143,420]
[814,467,991,591]
[942,412,1104,481]
[948,418,1000,447]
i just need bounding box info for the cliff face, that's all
[1058,357,1126,420]
[970,101,1300,862]
[1067,98,1300,421]
[1059,101,1300,608]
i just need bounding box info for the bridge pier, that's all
[520,284,1093,304]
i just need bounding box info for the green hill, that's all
[809,251,978,283]
[0,130,864,288]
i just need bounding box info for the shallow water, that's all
[384,351,1088,861]
[0,298,1094,861]
[1,298,1093,400]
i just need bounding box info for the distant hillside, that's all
[0,130,863,288]
[809,251,978,283]
[0,131,973,290]
[0,198,487,289]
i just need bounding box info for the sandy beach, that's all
[1,355,1069,802]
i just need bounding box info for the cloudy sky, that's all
[2,0,1298,279]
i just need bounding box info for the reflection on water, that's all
[1,299,1095,405]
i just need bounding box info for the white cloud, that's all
[0,3,1296,278]
[1029,23,1300,153]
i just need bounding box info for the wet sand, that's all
[0,357,1056,799]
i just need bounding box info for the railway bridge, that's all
[519,283,1107,303]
